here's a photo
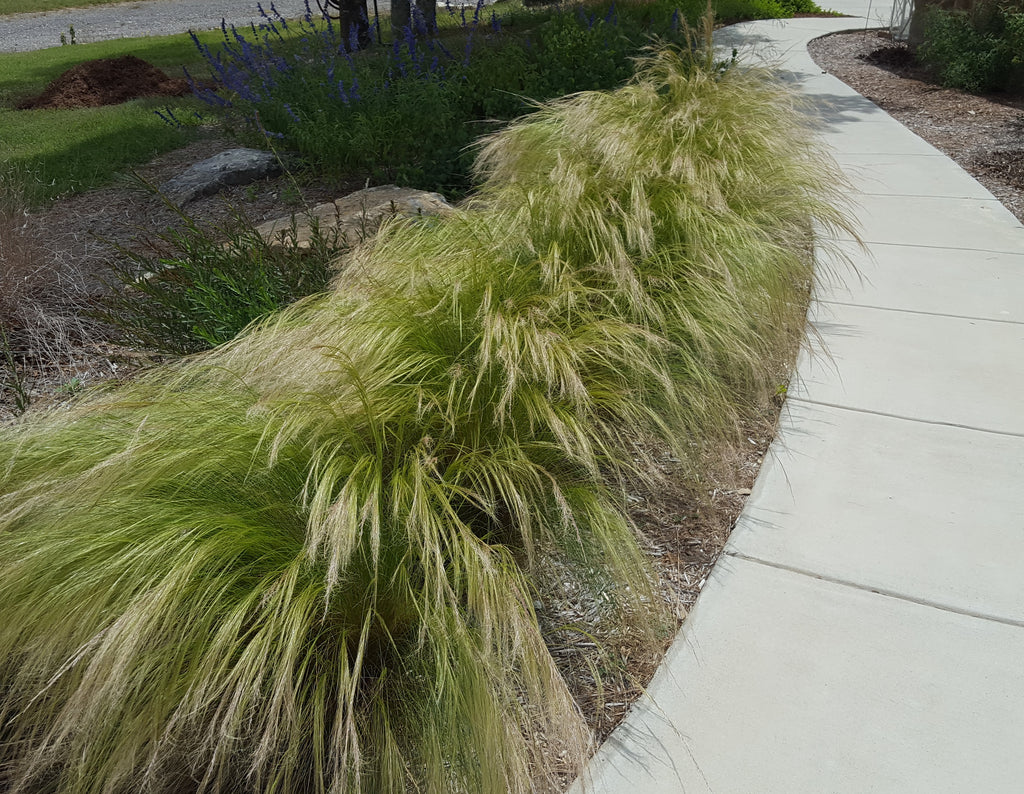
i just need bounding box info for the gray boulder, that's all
[159,148,281,205]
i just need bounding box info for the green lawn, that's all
[0,29,220,102]
[0,0,121,16]
[0,30,227,203]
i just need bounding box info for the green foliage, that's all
[0,172,40,415]
[774,0,826,14]
[0,320,30,414]
[0,44,853,793]
[203,0,825,195]
[95,206,349,353]
[919,0,1024,93]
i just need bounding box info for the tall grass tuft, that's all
[0,43,853,792]
[471,43,854,444]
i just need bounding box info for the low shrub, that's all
[94,204,349,354]
[0,42,852,793]
[919,0,1024,93]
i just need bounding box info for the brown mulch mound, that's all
[974,147,1024,191]
[16,54,191,110]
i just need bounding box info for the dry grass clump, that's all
[1,173,55,414]
[0,44,852,793]
[0,172,108,417]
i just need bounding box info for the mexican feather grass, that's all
[0,44,854,793]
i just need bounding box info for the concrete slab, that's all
[816,240,1024,321]
[728,400,1024,622]
[834,153,995,199]
[801,89,891,129]
[832,195,1024,251]
[818,119,948,156]
[715,18,863,57]
[575,556,1024,793]
[792,301,1024,435]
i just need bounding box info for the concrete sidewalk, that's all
[574,5,1024,793]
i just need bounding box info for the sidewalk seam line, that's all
[786,397,1024,439]
[831,237,1024,256]
[815,299,1024,326]
[851,192,998,200]
[727,551,1024,629]
[824,239,1024,257]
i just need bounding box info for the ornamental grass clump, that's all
[471,43,853,443]
[0,44,852,793]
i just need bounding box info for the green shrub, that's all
[0,43,852,793]
[94,207,349,353]
[194,0,825,194]
[919,1,1024,93]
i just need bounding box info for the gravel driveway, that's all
[0,0,391,53]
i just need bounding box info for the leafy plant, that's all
[189,0,824,194]
[95,204,349,353]
[0,320,30,415]
[919,0,1024,93]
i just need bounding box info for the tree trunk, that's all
[390,0,437,36]
[336,0,372,49]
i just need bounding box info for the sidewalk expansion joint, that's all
[816,298,1024,326]
[787,396,1024,439]
[851,192,1002,201]
[727,551,1024,629]
[831,237,1024,257]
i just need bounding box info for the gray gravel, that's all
[0,0,382,53]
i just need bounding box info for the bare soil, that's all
[808,28,1024,223]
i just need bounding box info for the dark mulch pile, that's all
[16,54,191,110]
[859,44,916,71]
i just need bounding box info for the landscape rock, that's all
[159,148,282,205]
[254,185,454,249]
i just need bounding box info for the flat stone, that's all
[253,184,453,248]
[159,148,281,205]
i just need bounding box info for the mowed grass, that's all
[0,29,227,203]
[2,102,201,202]
[0,0,121,15]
